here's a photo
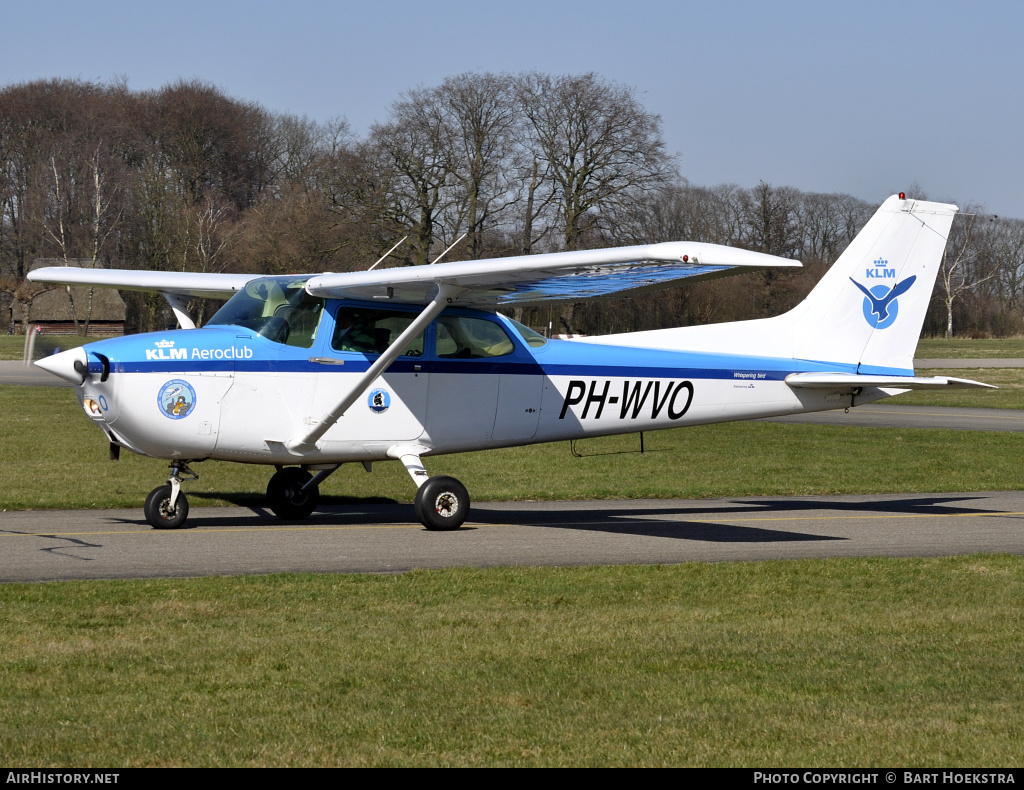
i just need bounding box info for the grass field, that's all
[916,337,1024,358]
[890,368,1024,409]
[0,333,96,361]
[1,558,1022,767]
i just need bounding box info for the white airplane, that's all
[29,194,990,530]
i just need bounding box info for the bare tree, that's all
[799,192,872,264]
[937,209,996,338]
[367,90,459,267]
[0,82,51,329]
[991,217,1024,323]
[516,154,556,256]
[435,72,521,260]
[517,72,673,331]
[140,79,270,211]
[177,195,233,325]
[738,181,803,315]
[518,72,672,251]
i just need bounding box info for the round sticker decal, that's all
[158,379,197,419]
[368,388,391,414]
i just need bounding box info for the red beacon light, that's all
[682,255,689,262]
[899,192,906,200]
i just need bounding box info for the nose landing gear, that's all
[144,461,198,529]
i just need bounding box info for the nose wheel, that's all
[144,461,197,529]
[144,484,190,529]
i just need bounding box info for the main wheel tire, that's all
[267,467,319,519]
[414,476,470,531]
[144,485,190,529]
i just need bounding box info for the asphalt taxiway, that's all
[3,491,1023,582]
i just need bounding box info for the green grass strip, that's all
[916,337,1024,358]
[1,559,1021,767]
[0,334,95,361]
[888,368,1024,410]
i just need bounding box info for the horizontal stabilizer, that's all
[785,373,995,390]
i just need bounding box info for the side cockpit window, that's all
[331,307,425,357]
[435,316,515,359]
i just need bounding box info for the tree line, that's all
[2,74,1020,337]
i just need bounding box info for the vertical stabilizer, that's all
[789,195,957,373]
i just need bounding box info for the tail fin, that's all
[786,194,957,373]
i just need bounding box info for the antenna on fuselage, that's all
[431,232,467,265]
[368,236,408,271]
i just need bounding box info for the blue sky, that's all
[5,0,1022,217]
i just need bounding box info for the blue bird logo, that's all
[850,275,916,329]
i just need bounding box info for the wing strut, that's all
[161,292,196,330]
[285,282,466,455]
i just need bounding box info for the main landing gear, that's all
[396,452,470,531]
[414,476,470,531]
[266,466,321,519]
[263,460,471,530]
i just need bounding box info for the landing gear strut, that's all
[144,461,198,529]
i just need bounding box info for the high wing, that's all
[27,241,798,312]
[26,268,254,299]
[304,242,799,306]
[27,268,258,329]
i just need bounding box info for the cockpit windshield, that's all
[207,276,325,348]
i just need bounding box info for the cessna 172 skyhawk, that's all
[29,194,990,530]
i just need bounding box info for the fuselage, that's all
[62,294,878,466]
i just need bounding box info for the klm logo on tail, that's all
[865,257,896,278]
[850,276,917,329]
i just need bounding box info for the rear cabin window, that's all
[435,315,515,359]
[507,317,548,348]
[331,307,425,357]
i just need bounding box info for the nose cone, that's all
[35,347,88,384]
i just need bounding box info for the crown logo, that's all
[155,339,175,348]
[873,257,888,267]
